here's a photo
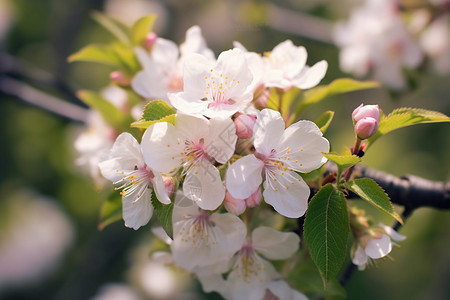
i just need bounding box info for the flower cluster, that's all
[334,0,450,88]
[87,25,330,299]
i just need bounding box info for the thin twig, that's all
[0,77,88,123]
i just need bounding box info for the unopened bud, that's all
[235,114,257,139]
[110,71,131,86]
[352,104,380,124]
[355,117,378,140]
[224,191,246,215]
[253,84,270,109]
[163,178,175,199]
[143,32,158,50]
[245,187,261,208]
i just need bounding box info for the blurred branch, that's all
[349,164,450,210]
[0,52,83,105]
[267,4,334,44]
[0,77,88,123]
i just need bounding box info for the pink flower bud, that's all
[253,84,270,109]
[354,117,378,140]
[143,32,158,50]
[234,114,257,139]
[224,191,246,215]
[245,187,261,208]
[352,104,380,124]
[163,178,175,199]
[110,71,131,86]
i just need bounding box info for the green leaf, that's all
[292,79,380,119]
[77,90,126,130]
[98,193,122,230]
[131,100,176,129]
[266,87,301,121]
[368,107,450,146]
[142,100,176,121]
[315,111,335,133]
[304,184,349,284]
[110,43,140,72]
[288,256,346,300]
[91,11,132,45]
[345,178,403,224]
[132,14,157,46]
[131,114,175,129]
[68,44,123,66]
[151,191,174,239]
[323,152,361,172]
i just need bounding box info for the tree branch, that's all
[0,77,88,123]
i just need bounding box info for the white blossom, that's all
[352,223,406,270]
[98,132,170,230]
[168,48,254,118]
[226,109,329,218]
[132,25,215,101]
[196,226,302,300]
[141,114,237,210]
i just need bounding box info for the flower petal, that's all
[252,226,300,260]
[152,172,171,204]
[352,244,368,267]
[174,113,209,142]
[182,52,212,99]
[253,109,285,155]
[293,60,328,89]
[226,155,264,199]
[278,120,329,173]
[168,92,207,116]
[122,189,153,230]
[141,122,184,174]
[183,162,224,210]
[365,234,392,259]
[381,224,406,242]
[266,280,309,300]
[205,117,237,164]
[263,171,310,218]
[98,132,144,182]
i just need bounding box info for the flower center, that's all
[113,165,154,203]
[178,212,218,248]
[204,70,239,108]
[232,243,266,283]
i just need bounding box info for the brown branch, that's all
[349,164,450,210]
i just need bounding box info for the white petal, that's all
[278,120,329,172]
[352,244,368,266]
[211,213,247,255]
[226,155,264,199]
[174,113,209,142]
[183,162,224,210]
[168,92,207,116]
[180,25,215,60]
[215,48,253,101]
[253,109,285,155]
[151,227,172,245]
[196,273,228,295]
[294,60,328,89]
[365,234,392,259]
[205,117,237,164]
[151,38,179,65]
[98,132,144,182]
[171,212,244,271]
[266,280,309,300]
[135,47,152,70]
[252,226,300,260]
[122,189,153,230]
[263,171,310,218]
[204,103,240,119]
[381,224,406,242]
[182,53,212,98]
[152,172,171,204]
[141,122,184,173]
[131,70,152,98]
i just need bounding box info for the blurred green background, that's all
[0,0,449,299]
